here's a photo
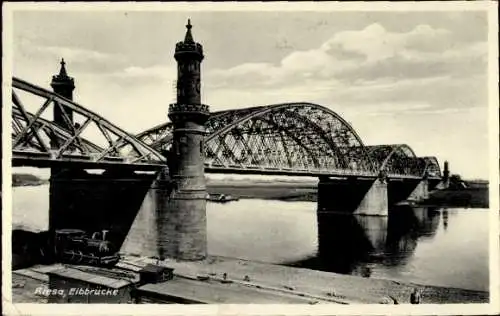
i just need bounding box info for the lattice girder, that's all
[204,103,377,174]
[136,107,265,153]
[12,77,166,168]
[12,106,103,155]
[366,144,423,177]
[137,102,441,179]
[136,122,173,150]
[420,156,442,179]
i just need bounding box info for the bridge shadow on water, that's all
[49,168,160,248]
[13,168,161,269]
[286,206,442,277]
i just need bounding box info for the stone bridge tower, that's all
[49,59,75,233]
[162,19,209,260]
[50,59,75,129]
[443,161,450,182]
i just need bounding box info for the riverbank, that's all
[207,179,489,208]
[12,255,489,304]
[421,187,489,208]
[12,173,48,187]
[14,173,489,208]
[207,179,317,201]
[121,255,489,304]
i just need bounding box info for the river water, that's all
[12,184,489,292]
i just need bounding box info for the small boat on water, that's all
[206,193,239,203]
[396,200,418,207]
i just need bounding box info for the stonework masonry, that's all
[406,179,429,202]
[122,20,210,261]
[317,177,388,216]
[162,19,210,261]
[49,59,75,234]
[355,179,389,216]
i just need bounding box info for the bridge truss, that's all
[420,156,442,179]
[139,103,380,177]
[138,103,442,179]
[11,78,442,179]
[203,103,378,176]
[11,77,166,171]
[366,145,441,179]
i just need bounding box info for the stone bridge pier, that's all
[49,168,160,250]
[387,179,429,205]
[317,176,389,216]
[120,169,173,258]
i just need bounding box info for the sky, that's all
[10,8,494,180]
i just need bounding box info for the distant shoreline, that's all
[12,173,489,208]
[12,174,48,187]
[207,179,489,209]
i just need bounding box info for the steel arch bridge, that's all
[10,78,442,179]
[11,77,166,171]
[137,103,442,180]
[366,145,442,179]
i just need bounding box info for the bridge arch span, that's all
[139,102,378,175]
[138,102,378,175]
[137,103,442,179]
[366,144,423,178]
[136,121,173,150]
[420,156,442,179]
[13,107,104,154]
[12,77,166,170]
[203,102,377,174]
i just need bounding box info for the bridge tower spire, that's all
[50,58,75,129]
[161,19,209,261]
[443,161,450,181]
[49,58,76,236]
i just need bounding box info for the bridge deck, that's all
[206,165,439,180]
[13,151,439,180]
[13,151,164,171]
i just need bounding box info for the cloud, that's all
[14,37,128,75]
[345,102,433,117]
[335,41,487,82]
[41,46,121,64]
[206,23,485,88]
[100,65,177,88]
[203,22,487,120]
[328,74,487,110]
[118,65,175,79]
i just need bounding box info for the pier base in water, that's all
[317,177,388,216]
[49,168,157,250]
[388,179,429,205]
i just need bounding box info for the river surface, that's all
[12,184,489,292]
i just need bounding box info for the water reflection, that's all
[442,210,449,230]
[12,185,488,291]
[289,206,442,276]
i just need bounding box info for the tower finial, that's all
[59,58,68,77]
[184,18,194,43]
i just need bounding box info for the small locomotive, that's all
[53,229,121,267]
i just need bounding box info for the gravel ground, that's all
[11,274,48,304]
[148,255,489,304]
[11,256,488,305]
